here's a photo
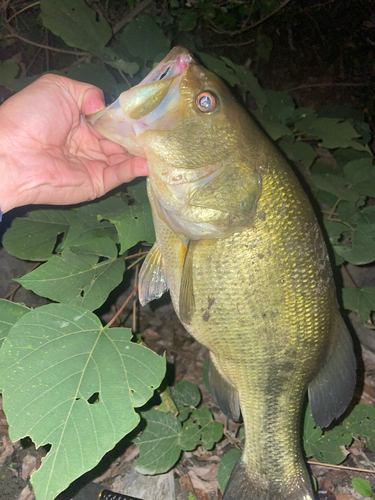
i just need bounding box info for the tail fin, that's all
[222,459,315,500]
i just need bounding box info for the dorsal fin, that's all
[179,240,196,324]
[308,316,356,428]
[138,244,168,306]
[209,353,241,422]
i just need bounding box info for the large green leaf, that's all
[279,139,317,169]
[66,63,118,95]
[334,205,375,265]
[217,448,242,493]
[40,0,112,52]
[197,53,241,88]
[0,59,19,90]
[16,243,124,311]
[61,198,120,249]
[134,409,181,475]
[295,116,369,151]
[101,188,155,253]
[171,380,201,422]
[343,404,375,452]
[343,287,375,322]
[344,157,375,198]
[0,299,30,348]
[2,210,73,261]
[120,15,170,61]
[0,303,166,500]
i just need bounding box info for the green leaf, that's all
[179,419,201,451]
[344,158,375,198]
[303,406,322,458]
[253,109,293,140]
[306,426,352,464]
[93,46,140,75]
[0,59,19,90]
[100,192,155,253]
[352,478,373,498]
[2,210,74,261]
[342,287,375,322]
[66,63,118,95]
[120,15,170,60]
[191,408,223,450]
[134,409,181,474]
[334,206,375,265]
[279,140,317,169]
[219,57,267,109]
[40,0,112,51]
[61,198,121,249]
[0,300,30,348]
[323,220,347,245]
[0,303,165,500]
[177,10,198,31]
[310,174,359,203]
[263,90,295,124]
[171,380,201,414]
[295,116,369,151]
[197,53,241,88]
[217,448,242,493]
[344,404,375,452]
[16,244,125,311]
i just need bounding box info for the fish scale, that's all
[88,46,356,500]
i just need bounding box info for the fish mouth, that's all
[87,47,192,143]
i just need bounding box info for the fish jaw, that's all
[87,47,192,156]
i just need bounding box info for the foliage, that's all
[0,1,375,499]
[352,478,374,499]
[134,381,223,474]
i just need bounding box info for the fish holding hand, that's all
[87,47,356,500]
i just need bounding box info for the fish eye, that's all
[196,92,216,113]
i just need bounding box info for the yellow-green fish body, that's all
[88,47,356,500]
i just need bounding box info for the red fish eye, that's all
[196,92,216,112]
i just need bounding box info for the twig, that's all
[113,0,154,35]
[341,265,357,289]
[209,0,292,36]
[7,1,40,22]
[124,250,149,261]
[308,460,375,474]
[2,32,88,56]
[208,39,255,48]
[126,254,146,271]
[286,82,368,92]
[133,264,139,332]
[107,285,137,327]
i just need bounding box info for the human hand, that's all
[0,74,148,214]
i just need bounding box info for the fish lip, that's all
[138,46,192,85]
[87,47,194,138]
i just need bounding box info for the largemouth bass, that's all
[88,47,356,500]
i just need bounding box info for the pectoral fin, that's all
[209,352,241,422]
[138,244,168,306]
[308,316,356,428]
[179,240,195,324]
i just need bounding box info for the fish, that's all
[87,47,357,500]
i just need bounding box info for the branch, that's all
[113,0,154,35]
[2,32,89,56]
[209,0,293,36]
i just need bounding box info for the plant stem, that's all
[107,285,137,327]
[7,1,40,22]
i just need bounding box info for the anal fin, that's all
[179,240,196,324]
[308,316,356,428]
[208,352,241,422]
[138,244,168,306]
